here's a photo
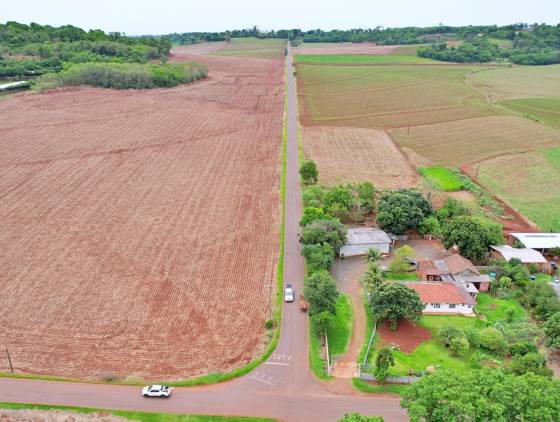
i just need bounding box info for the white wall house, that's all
[340,227,391,257]
[405,282,476,316]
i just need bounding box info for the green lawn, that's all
[475,293,526,324]
[294,54,438,65]
[384,272,419,281]
[352,378,410,395]
[308,294,353,379]
[499,98,560,129]
[0,403,276,422]
[418,167,464,192]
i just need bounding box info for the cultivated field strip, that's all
[302,126,417,189]
[390,115,560,166]
[0,54,284,380]
[293,43,398,55]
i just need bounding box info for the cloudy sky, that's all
[3,0,559,35]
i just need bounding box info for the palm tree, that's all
[367,248,381,263]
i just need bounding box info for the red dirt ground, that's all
[0,51,284,380]
[378,320,432,353]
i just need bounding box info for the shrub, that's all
[439,325,464,345]
[507,352,553,377]
[302,185,325,208]
[418,216,441,237]
[510,340,538,357]
[300,219,347,255]
[301,243,335,273]
[478,327,507,356]
[449,336,469,356]
[374,347,395,384]
[300,206,329,226]
[544,312,560,350]
[300,160,318,184]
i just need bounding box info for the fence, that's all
[359,364,421,384]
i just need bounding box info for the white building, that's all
[510,233,560,251]
[490,245,547,264]
[405,282,476,316]
[339,227,391,257]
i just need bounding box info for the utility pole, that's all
[5,346,13,373]
[475,163,480,179]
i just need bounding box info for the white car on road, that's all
[284,283,294,302]
[142,385,173,398]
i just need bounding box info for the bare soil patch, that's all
[0,54,284,380]
[294,43,398,55]
[302,126,417,189]
[378,320,432,353]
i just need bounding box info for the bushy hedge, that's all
[37,61,208,90]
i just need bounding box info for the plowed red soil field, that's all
[293,43,398,55]
[0,50,284,380]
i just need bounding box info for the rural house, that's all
[339,227,391,257]
[416,253,490,292]
[405,282,476,316]
[490,245,548,271]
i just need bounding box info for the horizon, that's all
[2,0,559,36]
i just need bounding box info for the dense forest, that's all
[169,23,560,65]
[0,21,171,77]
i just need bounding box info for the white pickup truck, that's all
[142,385,173,398]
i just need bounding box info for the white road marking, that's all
[248,371,276,386]
[264,361,290,366]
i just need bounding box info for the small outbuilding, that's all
[490,245,547,271]
[339,227,391,257]
[510,233,560,251]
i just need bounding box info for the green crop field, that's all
[214,37,285,59]
[467,65,560,101]
[475,147,560,231]
[388,44,429,56]
[390,116,560,165]
[297,64,497,129]
[294,54,438,65]
[418,167,464,191]
[499,98,560,129]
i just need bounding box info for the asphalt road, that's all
[0,45,408,422]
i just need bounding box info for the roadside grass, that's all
[418,167,464,192]
[352,378,409,395]
[476,147,560,231]
[0,403,276,422]
[357,293,375,364]
[383,272,419,281]
[498,98,560,129]
[294,54,438,65]
[309,294,354,379]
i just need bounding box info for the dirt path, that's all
[331,257,368,378]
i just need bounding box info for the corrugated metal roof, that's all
[344,227,391,245]
[491,245,547,263]
[511,233,560,249]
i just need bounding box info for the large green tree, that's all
[401,369,560,422]
[370,282,424,330]
[304,270,339,315]
[300,160,318,184]
[300,219,347,255]
[442,216,503,261]
[376,189,432,235]
[338,414,384,422]
[301,243,335,273]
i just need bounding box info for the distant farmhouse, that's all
[340,227,391,257]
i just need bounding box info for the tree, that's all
[507,352,553,378]
[300,206,328,226]
[301,243,335,273]
[388,245,415,274]
[358,181,376,214]
[300,160,318,184]
[418,216,441,237]
[370,282,424,330]
[448,336,469,356]
[438,325,464,345]
[300,219,347,255]
[311,311,335,336]
[374,347,395,384]
[367,248,381,263]
[442,216,503,261]
[338,413,384,422]
[304,270,339,315]
[362,261,384,295]
[544,312,560,350]
[376,189,432,235]
[401,369,560,422]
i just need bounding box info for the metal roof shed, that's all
[490,245,547,263]
[340,227,391,257]
[510,233,560,250]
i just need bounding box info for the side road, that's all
[0,44,407,422]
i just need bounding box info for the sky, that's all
[2,0,559,35]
